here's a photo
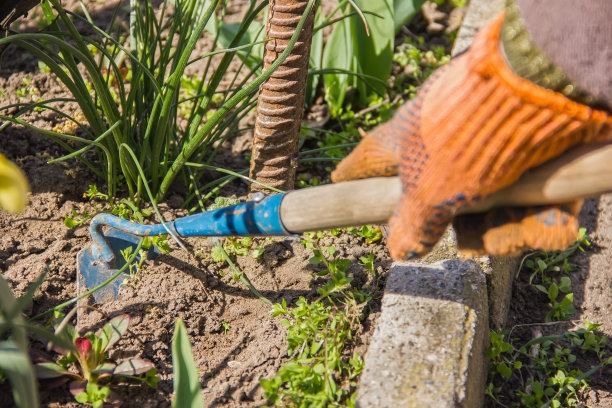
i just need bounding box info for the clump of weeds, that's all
[486,229,612,407]
[260,231,382,407]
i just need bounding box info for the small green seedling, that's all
[359,252,375,275]
[521,228,590,286]
[486,323,611,407]
[120,235,171,283]
[348,225,383,244]
[64,208,94,228]
[534,276,577,322]
[210,237,265,262]
[221,322,230,335]
[35,315,159,407]
[64,184,155,229]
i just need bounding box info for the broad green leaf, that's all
[91,362,116,375]
[172,319,203,408]
[323,0,393,114]
[497,361,512,379]
[559,276,572,293]
[350,0,393,104]
[0,274,17,317]
[306,8,325,104]
[101,314,130,352]
[75,392,89,404]
[0,275,26,349]
[393,0,426,33]
[0,153,29,213]
[0,341,39,408]
[548,283,559,302]
[322,11,352,112]
[217,21,265,72]
[54,322,78,354]
[34,362,76,379]
[113,358,155,376]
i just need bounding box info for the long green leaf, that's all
[172,319,203,408]
[101,314,130,352]
[216,20,265,71]
[147,0,220,191]
[322,0,393,113]
[0,275,26,349]
[0,341,39,408]
[306,8,325,105]
[393,0,426,33]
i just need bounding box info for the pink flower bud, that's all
[74,337,92,360]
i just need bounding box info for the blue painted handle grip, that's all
[173,193,287,236]
[90,193,287,262]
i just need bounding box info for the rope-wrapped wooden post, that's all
[249,0,316,194]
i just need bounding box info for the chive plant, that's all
[0,0,315,208]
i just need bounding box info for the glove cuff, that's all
[500,0,600,108]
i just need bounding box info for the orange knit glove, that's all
[331,13,612,260]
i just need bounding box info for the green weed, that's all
[261,231,378,407]
[34,314,159,408]
[392,36,450,94]
[486,230,610,407]
[348,225,383,244]
[209,237,265,263]
[0,271,72,408]
[533,276,577,322]
[64,184,153,228]
[486,324,610,408]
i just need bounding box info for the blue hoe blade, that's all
[76,228,159,303]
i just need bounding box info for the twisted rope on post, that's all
[249,0,316,194]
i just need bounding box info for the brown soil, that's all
[0,1,388,406]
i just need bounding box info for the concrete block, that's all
[357,260,489,408]
[477,255,520,331]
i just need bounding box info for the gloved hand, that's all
[331,13,612,260]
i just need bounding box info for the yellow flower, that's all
[0,154,29,213]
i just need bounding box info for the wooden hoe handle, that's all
[280,143,612,232]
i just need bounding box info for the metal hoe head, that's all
[77,228,159,303]
[76,194,287,303]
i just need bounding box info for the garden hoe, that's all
[77,142,612,303]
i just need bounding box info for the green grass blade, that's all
[147,0,220,190]
[157,0,317,200]
[183,162,284,193]
[171,319,203,408]
[0,341,39,408]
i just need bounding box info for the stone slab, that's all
[357,260,489,408]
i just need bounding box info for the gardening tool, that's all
[77,142,612,302]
